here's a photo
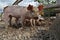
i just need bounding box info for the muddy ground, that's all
[0,18,57,40]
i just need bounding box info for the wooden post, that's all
[13,0,23,5]
[49,13,60,40]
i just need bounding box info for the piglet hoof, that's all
[12,24,18,29]
[12,23,22,29]
[5,26,8,29]
[8,25,12,27]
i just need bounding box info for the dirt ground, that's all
[0,18,56,40]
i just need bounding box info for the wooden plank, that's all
[44,4,60,9]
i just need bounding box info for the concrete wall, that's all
[56,0,60,4]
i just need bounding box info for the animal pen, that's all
[0,0,60,40]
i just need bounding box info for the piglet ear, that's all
[27,4,33,11]
[38,5,44,11]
